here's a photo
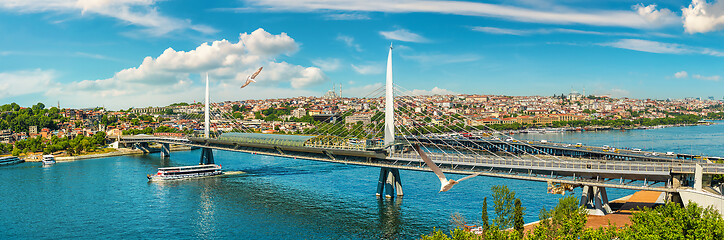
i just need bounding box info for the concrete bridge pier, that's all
[200,148,214,165]
[160,143,170,158]
[134,142,151,153]
[376,167,403,198]
[580,185,612,216]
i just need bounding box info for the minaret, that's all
[384,44,394,149]
[204,73,210,138]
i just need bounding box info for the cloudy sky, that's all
[1,0,723,109]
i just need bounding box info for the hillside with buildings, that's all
[1,92,722,155]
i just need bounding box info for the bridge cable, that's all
[394,84,560,162]
[392,89,511,161]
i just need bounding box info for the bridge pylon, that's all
[579,185,612,215]
[134,142,151,153]
[160,143,170,158]
[200,148,214,165]
[377,167,403,198]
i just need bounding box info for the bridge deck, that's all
[186,140,684,192]
[404,137,715,162]
[116,135,724,192]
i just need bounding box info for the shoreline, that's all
[499,122,716,135]
[54,148,145,162]
[21,145,194,162]
[56,146,194,162]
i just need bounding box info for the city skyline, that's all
[1,0,724,110]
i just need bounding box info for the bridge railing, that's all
[305,143,367,151]
[391,152,724,174]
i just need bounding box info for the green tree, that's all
[233,112,244,119]
[529,195,587,239]
[622,202,724,239]
[11,147,21,156]
[514,199,525,238]
[492,185,516,229]
[482,197,490,232]
[92,131,106,146]
[32,102,45,111]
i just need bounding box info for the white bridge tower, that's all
[378,44,403,198]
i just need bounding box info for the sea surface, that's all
[1,121,722,239]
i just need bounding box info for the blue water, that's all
[512,122,724,157]
[1,122,722,239]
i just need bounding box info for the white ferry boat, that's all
[42,155,56,165]
[0,156,23,166]
[147,164,223,181]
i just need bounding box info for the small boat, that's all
[0,156,23,166]
[42,155,56,165]
[147,164,223,181]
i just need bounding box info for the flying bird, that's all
[413,145,481,192]
[240,67,263,89]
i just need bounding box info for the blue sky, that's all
[1,0,723,109]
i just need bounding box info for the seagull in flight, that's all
[240,67,263,89]
[413,145,481,192]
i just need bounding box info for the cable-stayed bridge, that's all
[118,46,724,216]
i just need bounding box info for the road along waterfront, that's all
[1,122,722,239]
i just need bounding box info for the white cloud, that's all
[336,34,362,51]
[324,13,370,20]
[672,71,720,81]
[601,39,687,54]
[472,26,647,37]
[633,4,679,27]
[472,26,530,36]
[351,63,384,75]
[379,29,428,43]
[409,87,456,96]
[46,28,327,109]
[242,0,676,29]
[262,61,328,88]
[0,69,57,99]
[674,71,689,78]
[0,0,215,36]
[600,39,724,56]
[401,53,480,65]
[608,88,630,98]
[693,74,721,81]
[312,58,342,71]
[682,0,724,34]
[241,28,299,56]
[343,83,384,97]
[73,52,124,62]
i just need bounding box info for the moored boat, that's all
[0,156,23,166]
[147,164,223,181]
[42,155,56,165]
